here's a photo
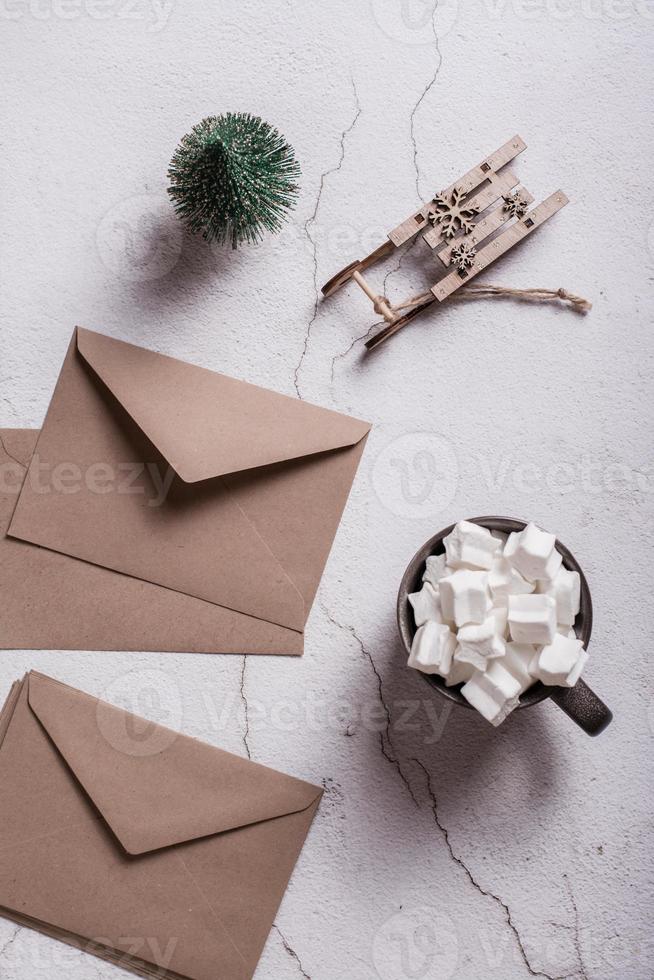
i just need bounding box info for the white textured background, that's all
[1,1,653,978]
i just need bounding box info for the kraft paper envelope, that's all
[0,429,303,654]
[2,327,370,653]
[0,671,323,979]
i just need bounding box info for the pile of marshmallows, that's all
[408,521,587,726]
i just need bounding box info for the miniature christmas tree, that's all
[168,113,300,249]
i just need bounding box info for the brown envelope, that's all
[0,671,323,980]
[3,327,370,653]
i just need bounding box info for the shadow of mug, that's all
[397,516,612,737]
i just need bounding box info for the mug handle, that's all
[550,679,613,736]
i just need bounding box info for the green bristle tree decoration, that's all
[167,113,300,249]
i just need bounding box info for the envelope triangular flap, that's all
[76,327,370,483]
[27,672,322,856]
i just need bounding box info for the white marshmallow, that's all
[439,570,491,628]
[508,594,557,645]
[557,625,577,639]
[408,582,448,627]
[533,634,588,687]
[456,616,506,671]
[444,654,476,687]
[491,603,509,639]
[504,523,562,583]
[566,650,589,686]
[503,642,537,692]
[489,556,536,599]
[461,661,522,726]
[408,621,457,676]
[422,553,450,588]
[540,567,581,626]
[443,520,502,571]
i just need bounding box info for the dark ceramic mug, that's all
[397,516,612,736]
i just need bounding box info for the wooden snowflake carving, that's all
[428,187,478,240]
[503,190,529,219]
[450,241,477,273]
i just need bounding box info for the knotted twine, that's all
[371,283,592,318]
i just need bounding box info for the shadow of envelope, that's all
[0,672,323,980]
[4,327,370,653]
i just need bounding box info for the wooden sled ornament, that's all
[321,136,569,351]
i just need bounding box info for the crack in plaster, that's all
[382,235,424,303]
[564,874,591,980]
[329,322,380,382]
[326,0,443,380]
[294,79,362,398]
[414,760,575,980]
[240,656,251,760]
[322,605,418,806]
[272,924,311,979]
[0,926,21,962]
[409,0,444,200]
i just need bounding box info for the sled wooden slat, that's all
[421,169,521,251]
[438,186,535,266]
[387,135,527,247]
[431,191,569,302]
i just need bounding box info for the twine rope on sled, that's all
[371,283,592,317]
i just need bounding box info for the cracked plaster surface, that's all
[1,1,652,978]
